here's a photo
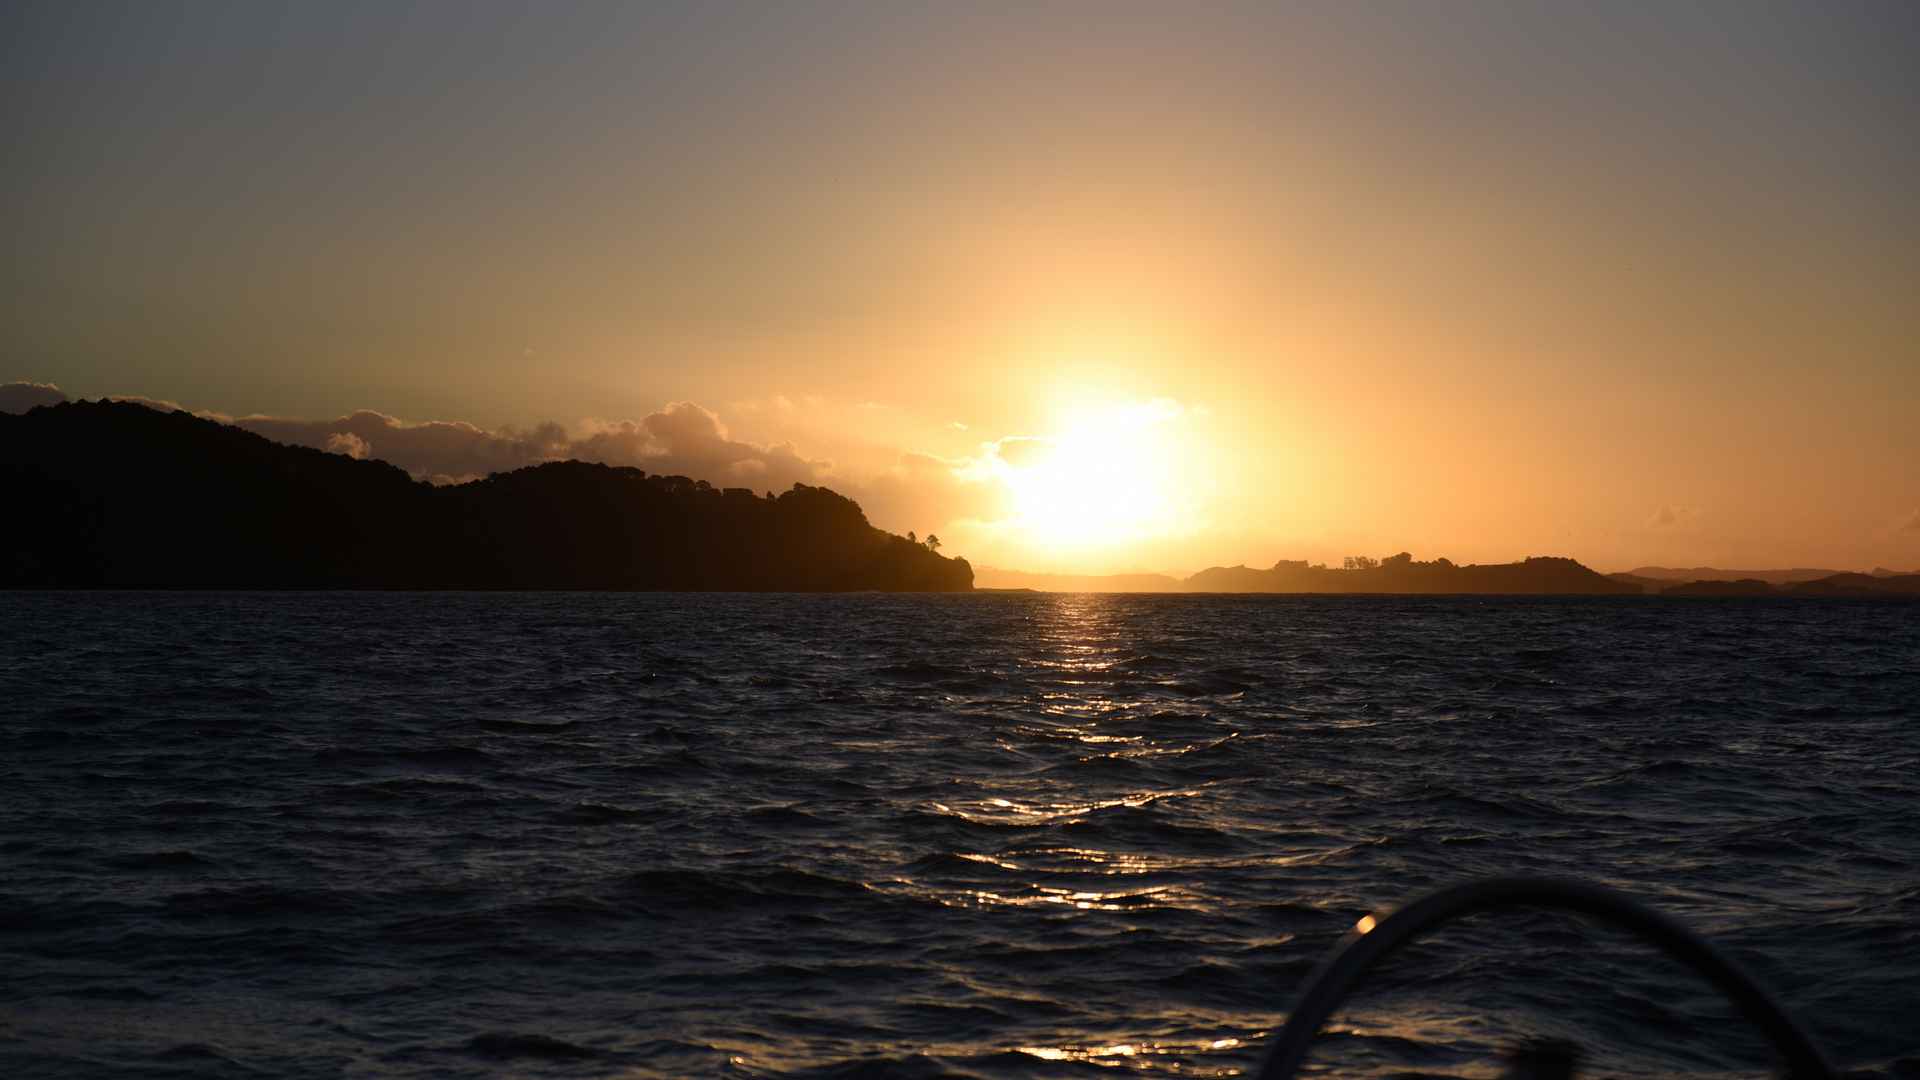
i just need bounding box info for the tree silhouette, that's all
[925,534,941,553]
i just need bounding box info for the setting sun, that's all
[996,399,1190,555]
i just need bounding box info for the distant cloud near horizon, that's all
[1,381,830,493]
[991,436,1055,469]
[325,432,371,460]
[0,381,68,414]
[242,401,832,491]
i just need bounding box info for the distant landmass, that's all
[1658,573,1920,599]
[1657,578,1781,597]
[1625,566,1856,584]
[1,401,972,591]
[1604,572,1670,594]
[989,554,1642,595]
[1612,566,1920,598]
[1182,554,1639,594]
[989,556,1920,599]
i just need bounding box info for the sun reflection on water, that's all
[927,789,1201,825]
[1013,1033,1253,1076]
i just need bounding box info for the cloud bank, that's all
[0,381,68,414]
[231,401,833,491]
[2,382,839,496]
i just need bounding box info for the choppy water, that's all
[3,592,1917,1079]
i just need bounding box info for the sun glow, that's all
[997,399,1188,554]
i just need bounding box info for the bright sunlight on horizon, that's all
[981,397,1204,563]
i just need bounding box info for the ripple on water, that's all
[1,592,1916,1078]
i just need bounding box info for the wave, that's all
[4,591,1916,1077]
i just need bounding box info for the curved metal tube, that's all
[1255,876,1835,1080]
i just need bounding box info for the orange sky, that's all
[4,3,1916,573]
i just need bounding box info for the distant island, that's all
[979,556,1920,599]
[979,555,1638,595]
[1184,554,1639,594]
[1620,565,1871,585]
[1654,574,1920,599]
[1,401,972,590]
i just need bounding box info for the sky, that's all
[5,1,1917,574]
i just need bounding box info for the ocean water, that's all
[2,592,1916,1079]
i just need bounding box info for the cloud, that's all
[1900,508,1920,534]
[0,381,70,414]
[564,401,829,492]
[3,380,231,423]
[991,436,1055,469]
[325,432,371,460]
[109,394,205,415]
[221,399,831,492]
[230,410,565,484]
[14,387,841,496]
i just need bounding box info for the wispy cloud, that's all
[0,381,69,414]
[5,381,834,493]
[325,432,371,460]
[989,436,1055,469]
[232,401,831,491]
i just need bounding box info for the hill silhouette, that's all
[1626,566,1853,585]
[1182,553,1639,595]
[1785,572,1920,599]
[0,401,971,591]
[1614,567,1920,598]
[1655,575,1920,599]
[1660,578,1779,597]
[1605,572,1668,594]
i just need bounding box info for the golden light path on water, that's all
[1006,1008,1498,1078]
[1014,1034,1249,1076]
[749,592,1554,1078]
[721,1014,1486,1078]
[843,591,1390,1074]
[893,595,1556,1078]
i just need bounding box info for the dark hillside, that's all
[1183,553,1636,595]
[0,401,970,591]
[1788,573,1920,599]
[2,402,430,586]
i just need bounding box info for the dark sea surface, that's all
[3,592,1917,1079]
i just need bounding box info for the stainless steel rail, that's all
[1255,876,1836,1080]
